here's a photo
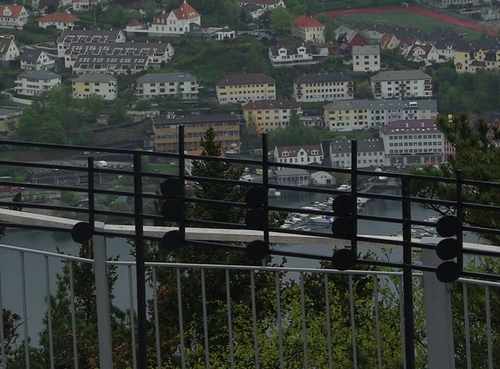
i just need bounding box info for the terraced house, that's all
[216,73,276,105]
[135,72,199,100]
[242,99,301,132]
[293,72,353,103]
[454,36,500,73]
[57,29,127,58]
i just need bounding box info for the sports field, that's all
[340,11,481,40]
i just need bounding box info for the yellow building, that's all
[72,73,117,100]
[215,73,276,105]
[242,99,301,133]
[454,36,500,73]
[153,113,241,152]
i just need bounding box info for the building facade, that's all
[292,15,325,44]
[57,29,127,58]
[20,48,55,70]
[153,114,241,152]
[15,70,61,96]
[0,37,20,63]
[268,43,316,68]
[242,99,301,132]
[273,144,324,166]
[329,138,385,168]
[0,5,29,28]
[135,72,199,100]
[215,73,276,105]
[72,73,117,100]
[293,72,353,103]
[370,70,433,99]
[150,1,201,37]
[352,45,380,72]
[38,12,80,30]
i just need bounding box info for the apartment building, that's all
[324,99,438,131]
[352,45,380,72]
[379,119,446,166]
[329,138,385,168]
[57,29,127,58]
[242,99,301,132]
[292,15,325,44]
[15,70,61,96]
[215,73,276,105]
[152,114,240,152]
[135,72,199,100]
[293,72,353,103]
[72,73,117,100]
[370,70,433,99]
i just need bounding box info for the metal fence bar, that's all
[275,271,284,369]
[152,267,161,369]
[176,268,186,369]
[462,283,471,369]
[250,271,260,369]
[201,269,210,369]
[300,272,308,368]
[20,251,30,369]
[127,265,137,369]
[349,274,358,368]
[44,255,55,369]
[373,275,383,369]
[0,273,6,369]
[226,269,235,369]
[68,262,79,369]
[324,274,333,369]
[398,276,407,369]
[485,285,493,369]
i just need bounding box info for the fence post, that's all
[421,237,455,369]
[94,221,113,369]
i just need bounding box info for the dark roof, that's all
[329,138,384,154]
[379,119,438,135]
[294,72,352,84]
[347,21,427,42]
[57,29,124,44]
[216,73,275,86]
[427,26,461,43]
[269,43,313,56]
[20,48,42,62]
[38,0,60,9]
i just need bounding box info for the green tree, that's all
[84,93,105,122]
[270,7,293,32]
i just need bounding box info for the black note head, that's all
[245,240,269,262]
[436,215,460,238]
[245,186,266,208]
[436,261,461,283]
[332,194,353,216]
[332,248,356,271]
[331,217,354,239]
[436,238,461,260]
[160,230,183,252]
[160,177,182,199]
[245,207,266,230]
[161,199,180,222]
[71,222,93,244]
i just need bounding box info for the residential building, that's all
[380,33,399,50]
[293,72,353,103]
[152,114,240,152]
[20,48,55,70]
[135,72,199,100]
[0,107,22,135]
[236,0,285,11]
[184,24,236,41]
[292,15,325,44]
[402,43,441,65]
[432,0,481,9]
[149,1,201,37]
[324,99,438,131]
[242,99,301,132]
[454,36,500,73]
[38,12,80,30]
[72,0,102,12]
[268,43,317,68]
[0,5,29,28]
[215,73,276,105]
[339,32,368,53]
[72,73,117,100]
[15,70,61,96]
[311,171,334,185]
[269,168,310,187]
[0,37,19,63]
[65,42,175,74]
[352,45,380,72]
[273,144,324,167]
[370,70,433,99]
[329,138,385,168]
[57,29,127,58]
[243,3,265,19]
[379,119,446,166]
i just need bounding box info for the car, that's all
[226,150,236,154]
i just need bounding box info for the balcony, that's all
[0,138,499,369]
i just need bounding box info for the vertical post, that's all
[262,133,269,247]
[350,140,358,255]
[94,221,113,369]
[421,237,455,369]
[134,153,147,369]
[401,177,415,369]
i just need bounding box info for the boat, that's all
[336,184,352,191]
[268,188,281,198]
[309,215,334,224]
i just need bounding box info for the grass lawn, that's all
[340,11,481,40]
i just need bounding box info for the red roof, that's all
[293,15,324,28]
[127,19,141,26]
[276,144,323,158]
[39,12,80,23]
[172,1,200,20]
[0,5,26,19]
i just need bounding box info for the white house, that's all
[38,12,80,30]
[135,72,199,100]
[370,70,433,100]
[20,48,55,70]
[72,73,117,100]
[329,138,385,168]
[293,72,353,102]
[273,144,324,167]
[236,0,285,11]
[150,1,201,37]
[311,171,334,186]
[0,5,29,28]
[292,15,325,44]
[352,45,380,72]
[268,43,316,68]
[0,37,20,63]
[15,70,61,96]
[72,0,102,12]
[404,43,442,65]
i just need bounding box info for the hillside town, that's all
[0,0,498,178]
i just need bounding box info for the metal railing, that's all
[0,135,499,368]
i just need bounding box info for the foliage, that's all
[410,112,500,244]
[268,124,325,147]
[270,7,293,32]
